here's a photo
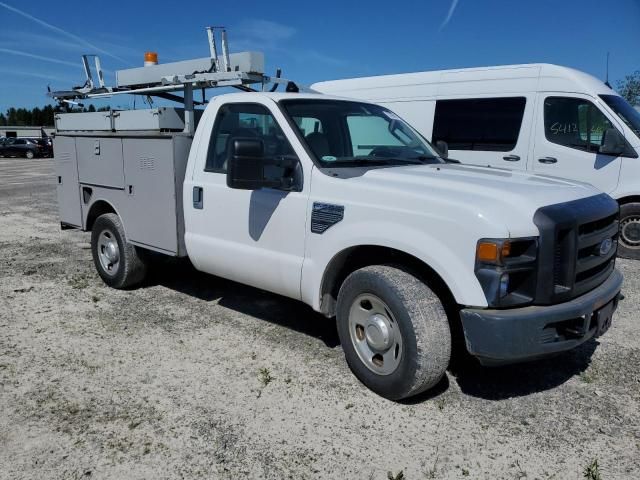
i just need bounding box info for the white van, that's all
[312,64,640,259]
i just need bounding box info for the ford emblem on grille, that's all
[599,238,613,256]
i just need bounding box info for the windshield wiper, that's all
[328,156,425,165]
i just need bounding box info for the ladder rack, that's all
[47,26,307,133]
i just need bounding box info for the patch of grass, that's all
[424,447,439,479]
[68,274,90,290]
[583,458,602,480]
[345,403,354,410]
[91,295,100,303]
[258,367,273,387]
[462,467,470,476]
[436,398,445,411]
[387,470,404,480]
[580,371,596,384]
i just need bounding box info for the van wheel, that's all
[91,213,147,288]
[25,150,34,159]
[619,203,640,260]
[336,265,451,400]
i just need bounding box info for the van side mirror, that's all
[435,140,449,159]
[599,128,626,156]
[227,139,274,190]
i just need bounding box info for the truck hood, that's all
[349,163,602,237]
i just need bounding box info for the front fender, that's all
[300,219,489,311]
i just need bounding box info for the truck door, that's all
[532,94,623,193]
[185,99,309,300]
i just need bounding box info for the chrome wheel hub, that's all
[348,294,403,376]
[97,230,120,275]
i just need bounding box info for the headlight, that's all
[475,238,538,307]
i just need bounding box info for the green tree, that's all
[617,71,640,106]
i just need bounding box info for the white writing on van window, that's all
[550,122,577,135]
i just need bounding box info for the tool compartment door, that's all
[76,137,125,188]
[122,137,179,254]
[53,136,82,227]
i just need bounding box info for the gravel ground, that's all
[1,157,639,480]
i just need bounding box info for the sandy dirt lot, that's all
[0,157,639,479]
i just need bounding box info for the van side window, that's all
[432,97,526,152]
[544,97,614,153]
[205,103,294,173]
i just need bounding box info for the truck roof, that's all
[312,63,618,100]
[213,92,357,103]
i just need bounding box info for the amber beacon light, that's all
[144,52,158,66]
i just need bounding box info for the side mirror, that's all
[599,128,626,156]
[435,140,449,159]
[227,138,276,190]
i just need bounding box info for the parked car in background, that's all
[31,138,53,157]
[0,137,50,159]
[313,64,640,259]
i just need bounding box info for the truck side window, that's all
[432,97,526,152]
[544,97,614,153]
[205,103,294,173]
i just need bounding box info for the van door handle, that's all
[538,157,558,164]
[503,155,520,161]
[193,186,203,209]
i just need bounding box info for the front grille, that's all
[533,194,619,305]
[573,214,618,296]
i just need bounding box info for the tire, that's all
[25,150,34,159]
[619,203,640,260]
[336,265,451,400]
[91,213,147,288]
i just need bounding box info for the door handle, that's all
[503,155,520,162]
[193,186,203,209]
[538,157,558,164]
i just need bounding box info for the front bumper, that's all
[460,269,623,366]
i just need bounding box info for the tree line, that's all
[0,104,111,127]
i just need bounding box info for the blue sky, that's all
[0,0,638,113]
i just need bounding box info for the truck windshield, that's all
[600,94,640,142]
[280,99,443,167]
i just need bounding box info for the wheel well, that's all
[617,196,640,206]
[320,246,457,318]
[86,200,116,231]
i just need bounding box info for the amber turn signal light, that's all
[477,240,512,263]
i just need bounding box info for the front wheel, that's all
[25,150,34,159]
[91,213,147,288]
[336,265,451,400]
[619,203,640,260]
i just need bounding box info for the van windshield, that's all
[280,99,443,168]
[600,94,640,142]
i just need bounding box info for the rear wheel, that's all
[25,150,34,159]
[619,203,640,260]
[336,265,451,400]
[91,213,147,288]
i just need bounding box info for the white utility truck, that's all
[51,33,622,400]
[312,64,640,259]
